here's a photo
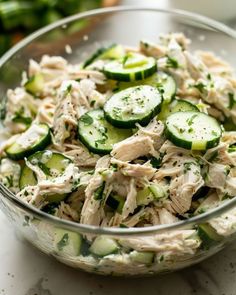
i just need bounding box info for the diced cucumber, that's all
[136,187,154,206]
[77,109,132,154]
[103,53,157,82]
[54,228,82,256]
[136,184,166,206]
[165,111,222,150]
[115,72,176,103]
[158,99,199,121]
[19,150,71,202]
[6,123,51,160]
[198,223,222,250]
[104,85,162,128]
[149,184,167,200]
[89,236,119,257]
[106,194,125,214]
[83,44,125,68]
[130,251,154,264]
[24,73,44,96]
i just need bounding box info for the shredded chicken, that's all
[111,119,164,161]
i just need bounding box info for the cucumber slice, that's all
[198,223,222,250]
[54,228,82,256]
[6,123,51,160]
[116,72,176,103]
[158,99,199,121]
[103,53,157,82]
[83,44,125,68]
[77,109,132,154]
[20,150,71,202]
[104,85,162,128]
[130,251,154,264]
[89,236,119,257]
[106,194,125,214]
[165,112,222,150]
[147,71,176,102]
[24,73,44,96]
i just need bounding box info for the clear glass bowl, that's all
[1,6,236,277]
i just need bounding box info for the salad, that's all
[1,32,236,273]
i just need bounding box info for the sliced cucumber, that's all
[165,111,222,150]
[148,71,176,102]
[103,53,157,82]
[104,85,162,128]
[6,123,51,160]
[20,150,71,202]
[106,194,125,214]
[198,223,222,250]
[24,73,44,96]
[83,44,125,68]
[158,99,199,121]
[54,228,82,256]
[130,251,154,264]
[115,72,176,103]
[89,236,119,257]
[77,109,132,154]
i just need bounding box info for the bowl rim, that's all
[1,5,236,236]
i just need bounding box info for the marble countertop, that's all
[1,1,236,294]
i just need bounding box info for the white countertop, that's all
[1,1,236,294]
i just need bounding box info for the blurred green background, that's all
[0,0,119,55]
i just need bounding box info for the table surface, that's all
[1,0,236,294]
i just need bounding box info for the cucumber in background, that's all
[0,0,105,56]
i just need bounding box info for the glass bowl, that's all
[1,6,236,277]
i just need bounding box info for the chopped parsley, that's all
[80,113,93,126]
[150,154,164,168]
[183,162,196,174]
[193,82,206,93]
[94,182,105,200]
[187,114,198,126]
[166,56,179,69]
[207,151,218,162]
[95,138,106,147]
[12,107,32,125]
[228,92,235,110]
